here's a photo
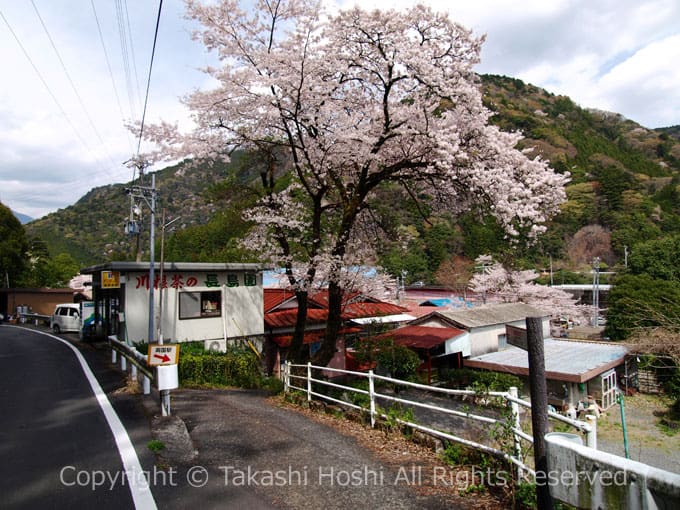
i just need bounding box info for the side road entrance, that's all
[155,388,493,509]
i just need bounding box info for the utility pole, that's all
[125,166,158,344]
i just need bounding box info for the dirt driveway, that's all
[595,393,680,473]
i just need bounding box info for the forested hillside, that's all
[25,75,680,284]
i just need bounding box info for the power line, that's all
[115,0,138,119]
[90,0,133,153]
[123,0,143,110]
[29,0,119,173]
[136,0,164,155]
[0,7,115,180]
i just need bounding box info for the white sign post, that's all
[147,344,180,416]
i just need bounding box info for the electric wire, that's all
[136,0,164,156]
[29,0,119,173]
[90,0,134,153]
[115,0,137,119]
[123,0,143,110]
[0,8,114,181]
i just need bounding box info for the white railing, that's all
[282,362,596,481]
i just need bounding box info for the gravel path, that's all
[168,389,488,509]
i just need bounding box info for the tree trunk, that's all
[313,280,343,366]
[289,289,310,363]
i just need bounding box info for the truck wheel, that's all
[52,324,60,334]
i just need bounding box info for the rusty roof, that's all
[379,325,466,349]
[264,288,407,328]
[426,303,548,329]
[464,339,628,383]
[263,288,300,313]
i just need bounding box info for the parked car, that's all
[50,303,81,334]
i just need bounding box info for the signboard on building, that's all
[101,271,121,289]
[147,344,180,366]
[506,325,528,351]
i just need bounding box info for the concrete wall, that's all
[123,270,263,344]
[1,289,74,317]
[546,433,680,508]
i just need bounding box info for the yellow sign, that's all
[148,344,180,366]
[101,271,120,289]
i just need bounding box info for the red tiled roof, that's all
[264,288,298,313]
[342,301,408,318]
[264,288,408,328]
[271,326,362,347]
[265,308,328,328]
[271,332,322,347]
[377,325,465,349]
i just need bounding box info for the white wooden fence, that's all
[282,362,597,481]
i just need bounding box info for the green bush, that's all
[178,346,262,388]
[441,368,521,392]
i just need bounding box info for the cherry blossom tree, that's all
[468,257,592,324]
[140,0,568,364]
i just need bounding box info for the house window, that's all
[227,274,239,287]
[179,290,221,319]
[244,273,257,286]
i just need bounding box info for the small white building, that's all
[81,262,265,348]
[411,302,551,357]
[465,338,628,411]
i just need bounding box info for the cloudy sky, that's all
[1,0,678,220]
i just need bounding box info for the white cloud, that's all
[0,0,678,220]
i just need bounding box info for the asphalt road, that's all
[0,326,155,509]
[0,326,475,509]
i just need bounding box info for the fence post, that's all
[282,361,289,393]
[120,356,127,372]
[509,387,523,480]
[368,370,376,428]
[131,363,137,379]
[306,362,312,402]
[142,375,150,395]
[112,349,117,364]
[586,414,597,449]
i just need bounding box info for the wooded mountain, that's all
[26,75,680,279]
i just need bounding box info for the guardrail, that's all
[108,336,153,395]
[283,362,596,481]
[18,312,51,326]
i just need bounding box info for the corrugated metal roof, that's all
[342,301,408,318]
[433,303,548,329]
[265,308,328,328]
[263,288,299,313]
[464,339,628,383]
[351,314,416,325]
[379,325,465,349]
[265,301,408,329]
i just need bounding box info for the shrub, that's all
[441,368,521,392]
[178,346,262,388]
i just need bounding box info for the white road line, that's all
[7,326,158,510]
